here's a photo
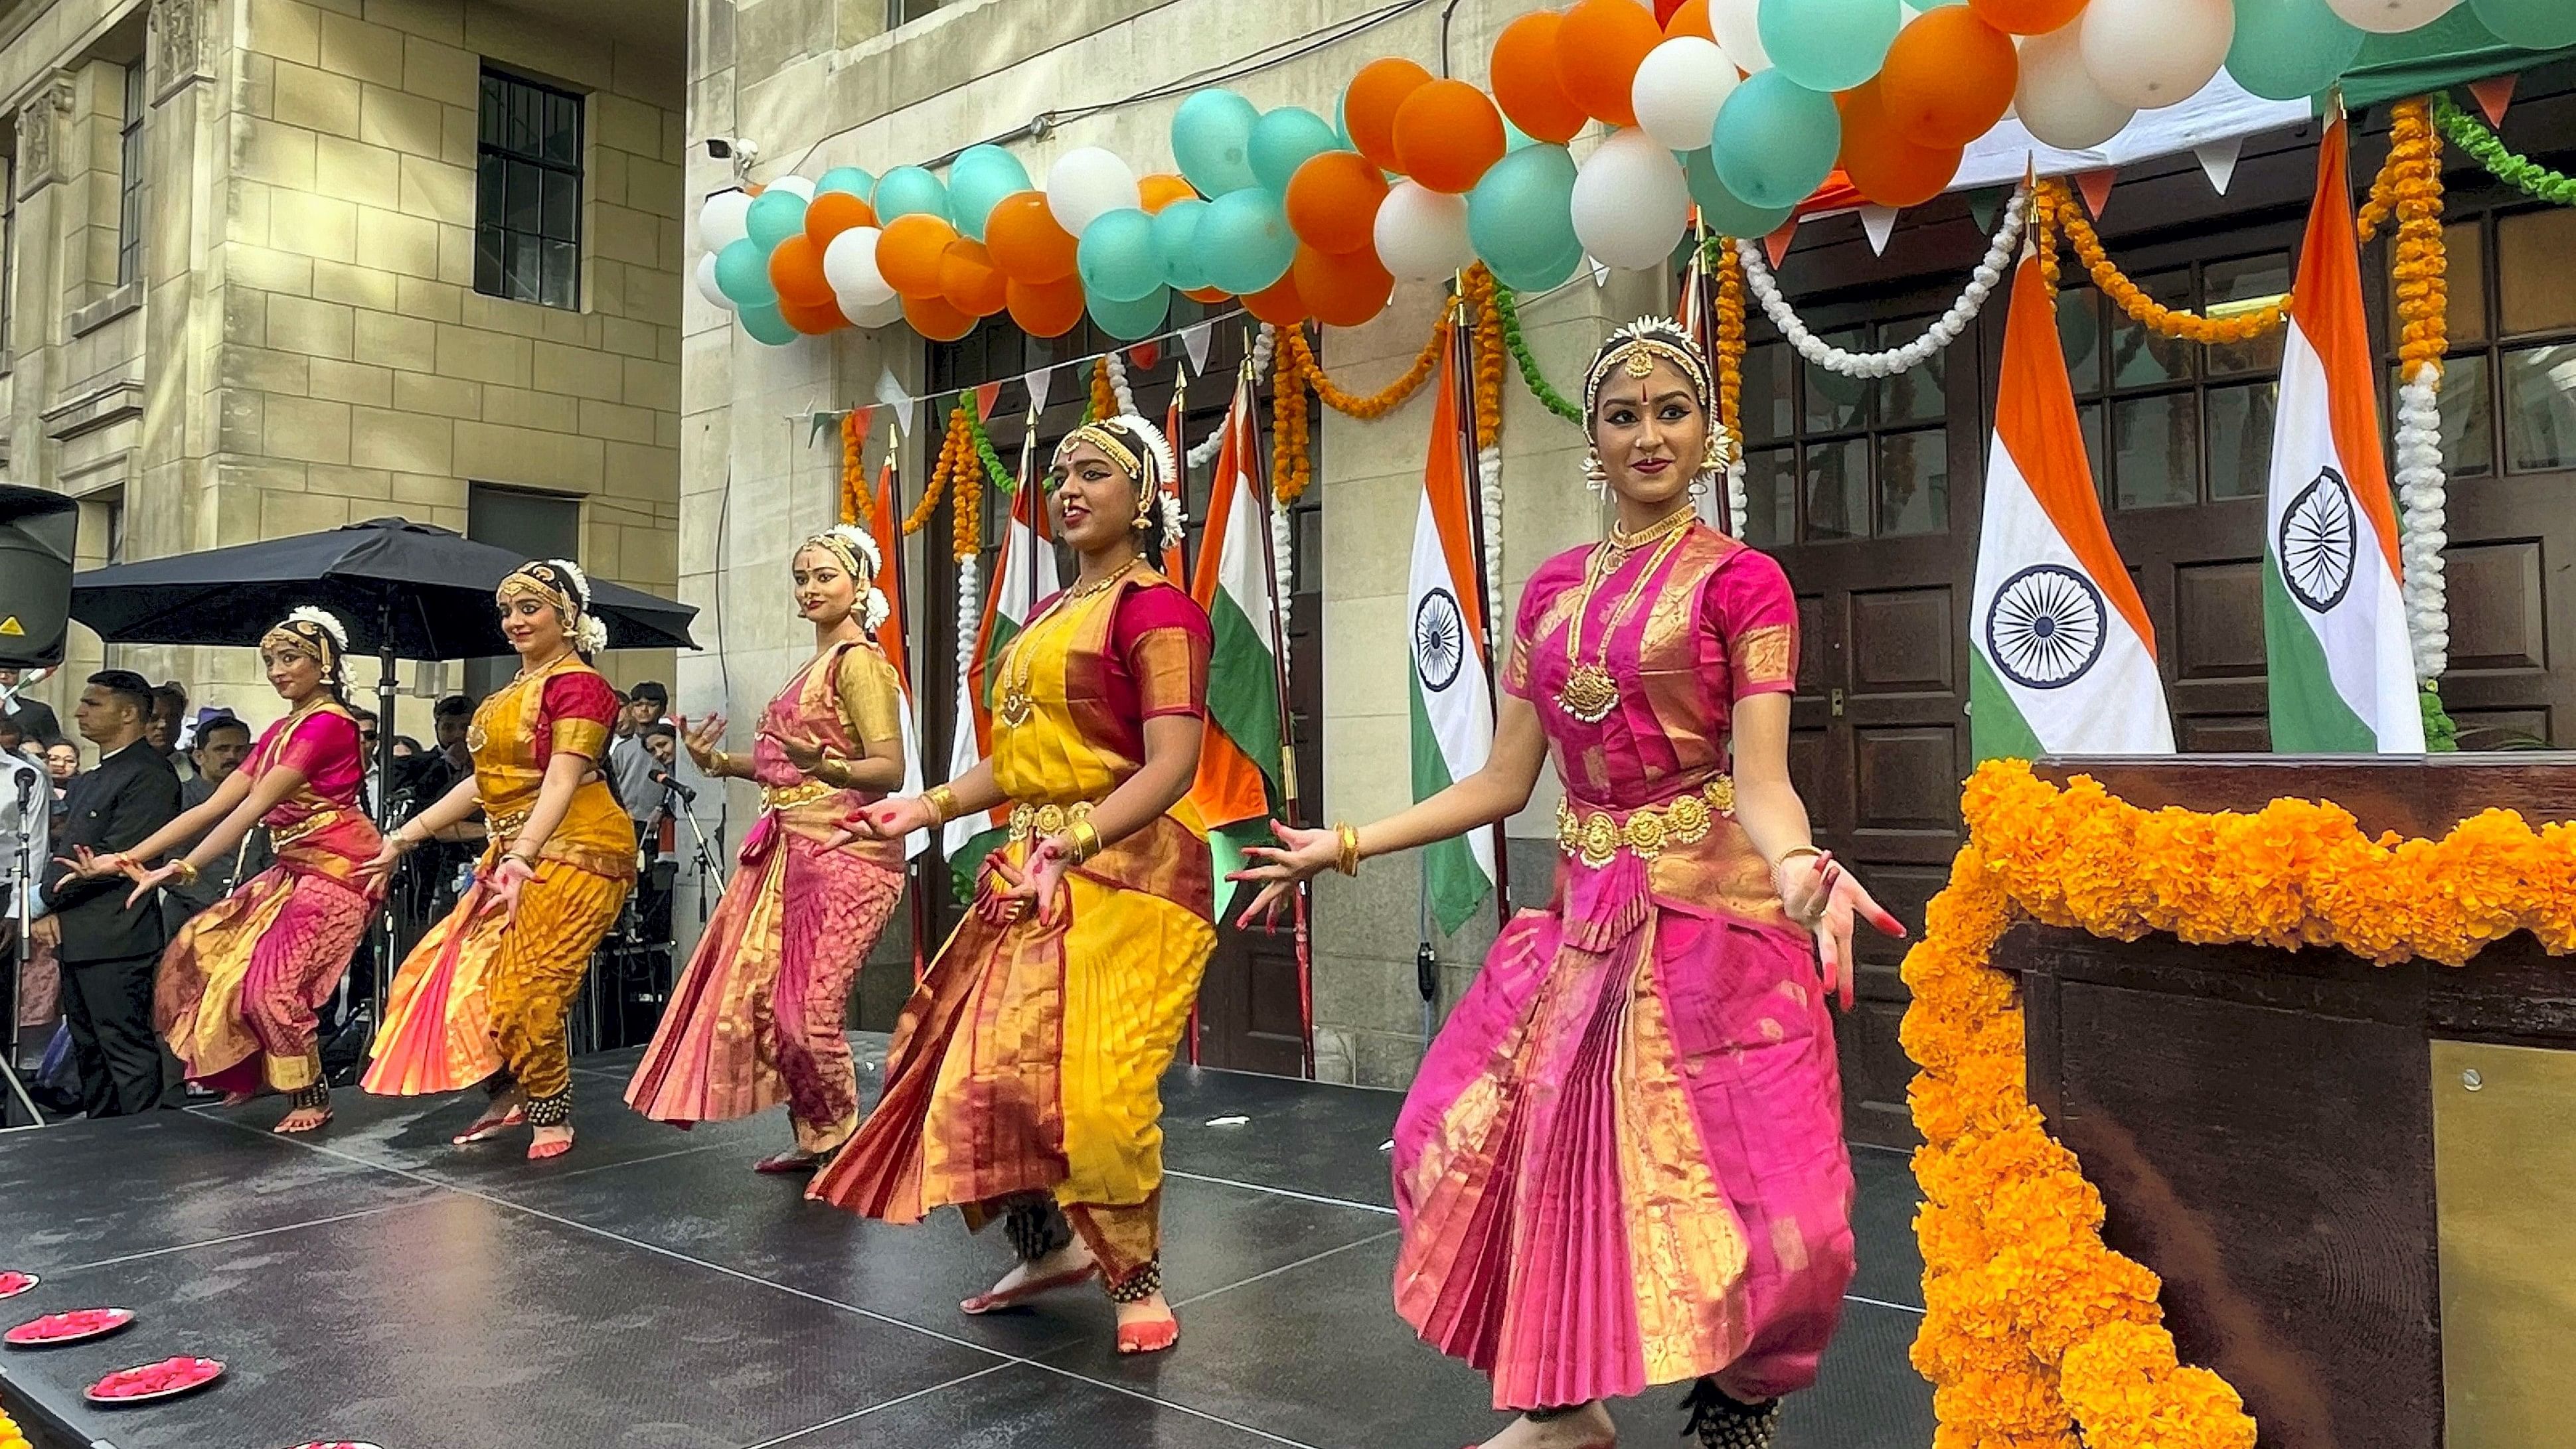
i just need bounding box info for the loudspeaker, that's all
[0,485,76,670]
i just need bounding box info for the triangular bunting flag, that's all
[1965,186,2006,236]
[874,370,915,435]
[2470,74,2516,128]
[1860,205,1897,256]
[971,381,1003,422]
[1180,321,1215,378]
[2196,136,2243,196]
[2075,167,2117,220]
[1129,341,1162,370]
[1763,216,1798,268]
[808,410,843,447]
[1589,256,1610,287]
[1023,364,1054,416]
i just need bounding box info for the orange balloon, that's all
[939,238,1009,318]
[1662,0,1714,40]
[1879,9,2018,147]
[983,191,1079,283]
[1183,285,1232,305]
[902,291,977,343]
[1490,13,1587,145]
[1006,274,1087,337]
[767,234,835,309]
[804,191,876,248]
[1291,244,1394,329]
[1557,0,1662,128]
[1139,174,1198,214]
[878,214,959,299]
[1242,269,1309,327]
[1394,80,1508,194]
[1344,58,1433,175]
[1837,82,1963,209]
[779,294,848,335]
[1285,151,1392,256]
[1967,0,2086,34]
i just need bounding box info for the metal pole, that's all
[1448,303,1512,930]
[372,596,399,1018]
[1243,367,1316,1079]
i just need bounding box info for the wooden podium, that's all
[2004,757,2576,1449]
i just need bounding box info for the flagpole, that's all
[1449,287,1512,932]
[1169,364,1203,1067]
[1242,357,1317,1079]
[886,424,929,987]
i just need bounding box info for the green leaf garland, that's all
[2433,92,2576,207]
[1490,282,1583,425]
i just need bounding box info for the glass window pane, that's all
[544,93,579,165]
[2203,253,2290,377]
[505,160,541,235]
[2077,401,2107,500]
[2109,269,2194,388]
[1742,341,1793,444]
[2059,288,2103,394]
[1802,437,1868,541]
[542,169,578,242]
[542,240,578,309]
[2111,392,2199,508]
[504,230,539,301]
[477,155,503,229]
[475,225,503,295]
[2501,344,2576,473]
[511,86,538,155]
[1740,446,1795,546]
[480,74,504,146]
[1879,319,1945,424]
[2413,353,2492,479]
[2498,207,2576,337]
[2205,382,2276,499]
[1803,328,1869,432]
[1877,428,1948,536]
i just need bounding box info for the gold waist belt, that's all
[1556,776,1738,868]
[271,807,347,850]
[763,779,838,811]
[1006,800,1095,842]
[488,807,530,838]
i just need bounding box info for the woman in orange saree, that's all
[66,608,380,1134]
[808,414,1213,1357]
[361,559,635,1162]
[627,526,911,1172]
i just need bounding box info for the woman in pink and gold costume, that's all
[626,525,912,1172]
[1237,321,1904,1449]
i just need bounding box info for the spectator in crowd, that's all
[391,735,422,759]
[162,714,266,933]
[39,670,183,1116]
[349,706,382,812]
[1,724,50,1069]
[641,720,678,771]
[147,683,191,777]
[44,741,80,802]
[0,666,62,747]
[0,716,37,772]
[607,682,667,829]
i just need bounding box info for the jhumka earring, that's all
[1583,449,1609,497]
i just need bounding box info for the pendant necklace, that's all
[1556,505,1696,724]
[997,558,1137,728]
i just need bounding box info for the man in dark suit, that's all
[40,670,182,1116]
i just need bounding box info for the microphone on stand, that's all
[650,769,697,806]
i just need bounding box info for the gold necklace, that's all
[1557,508,1696,724]
[997,558,1137,728]
[514,648,574,683]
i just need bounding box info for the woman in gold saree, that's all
[807,414,1212,1357]
[361,559,635,1162]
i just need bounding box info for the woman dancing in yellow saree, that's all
[361,559,635,1162]
[808,414,1212,1357]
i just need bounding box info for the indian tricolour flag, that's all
[1409,346,1493,934]
[1969,244,2174,761]
[2264,115,2425,753]
[1186,373,1284,893]
[941,481,1061,869]
[868,455,929,859]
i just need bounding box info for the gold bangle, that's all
[924,783,962,829]
[1772,845,1824,870]
[1064,818,1101,865]
[169,860,199,887]
[706,749,732,777]
[1335,822,1361,877]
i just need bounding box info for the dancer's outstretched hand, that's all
[997,836,1074,929]
[830,796,929,850]
[769,729,828,773]
[677,714,728,774]
[123,860,184,910]
[53,845,128,881]
[1228,821,1336,931]
[1778,852,1905,1012]
[356,832,412,884]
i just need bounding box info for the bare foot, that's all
[1477,1403,1617,1449]
[961,1239,1096,1314]
[526,1124,574,1161]
[272,1105,332,1134]
[752,1148,822,1174]
[218,1091,258,1108]
[1113,1289,1179,1355]
[452,1089,528,1145]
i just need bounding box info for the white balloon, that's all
[1631,37,1741,153]
[1374,181,1475,282]
[1044,147,1141,238]
[766,174,818,202]
[694,252,736,311]
[840,291,907,329]
[2016,23,2134,149]
[823,226,894,308]
[1709,0,1771,71]
[2079,0,2231,110]
[1570,129,1691,272]
[2324,0,2461,33]
[697,189,753,253]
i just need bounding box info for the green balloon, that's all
[1759,0,1902,94]
[1249,107,1340,196]
[1467,143,1578,277]
[873,165,949,222]
[1684,150,1794,239]
[1153,198,1212,291]
[1091,285,1172,342]
[1196,187,1297,296]
[1489,238,1582,295]
[2227,0,2365,102]
[948,145,1031,241]
[1173,90,1262,198]
[714,238,777,307]
[744,190,807,250]
[739,302,797,346]
[816,166,875,198]
[1711,71,1841,212]
[1078,208,1162,304]
[2470,0,2576,48]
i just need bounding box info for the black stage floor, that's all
[0,1037,1934,1449]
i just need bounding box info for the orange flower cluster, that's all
[1714,244,1747,463]
[1463,266,1506,452]
[1089,356,1117,423]
[838,410,871,528]
[902,406,959,539]
[944,400,983,562]
[1271,337,1313,506]
[0,1405,29,1449]
[1285,317,1449,420]
[2359,96,2447,380]
[2040,181,2290,346]
[1909,759,2576,1449]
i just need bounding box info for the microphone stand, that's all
[661,777,728,901]
[4,766,50,1128]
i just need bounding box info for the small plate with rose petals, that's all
[5,1308,134,1347]
[85,1356,226,1404]
[284,1442,386,1448]
[0,1272,36,1300]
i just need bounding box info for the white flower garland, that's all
[1189,324,1277,469]
[1106,351,1139,418]
[1271,502,1295,670]
[1736,183,2029,380]
[1479,444,1504,647]
[954,554,980,685]
[2395,361,2449,684]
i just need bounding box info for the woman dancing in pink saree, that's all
[1236,321,1903,1449]
[626,527,911,1172]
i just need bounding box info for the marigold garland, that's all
[1909,759,2576,1449]
[0,1405,28,1449]
[1715,242,1748,463]
[1463,265,1506,451]
[2358,96,2449,380]
[935,400,983,562]
[1271,336,1313,506]
[1285,317,1448,420]
[838,410,870,528]
[1492,280,1585,424]
[2040,179,2291,346]
[1088,356,1117,423]
[902,405,960,538]
[2433,90,2576,208]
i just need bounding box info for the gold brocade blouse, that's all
[466,652,637,881]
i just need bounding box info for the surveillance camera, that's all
[704,137,734,160]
